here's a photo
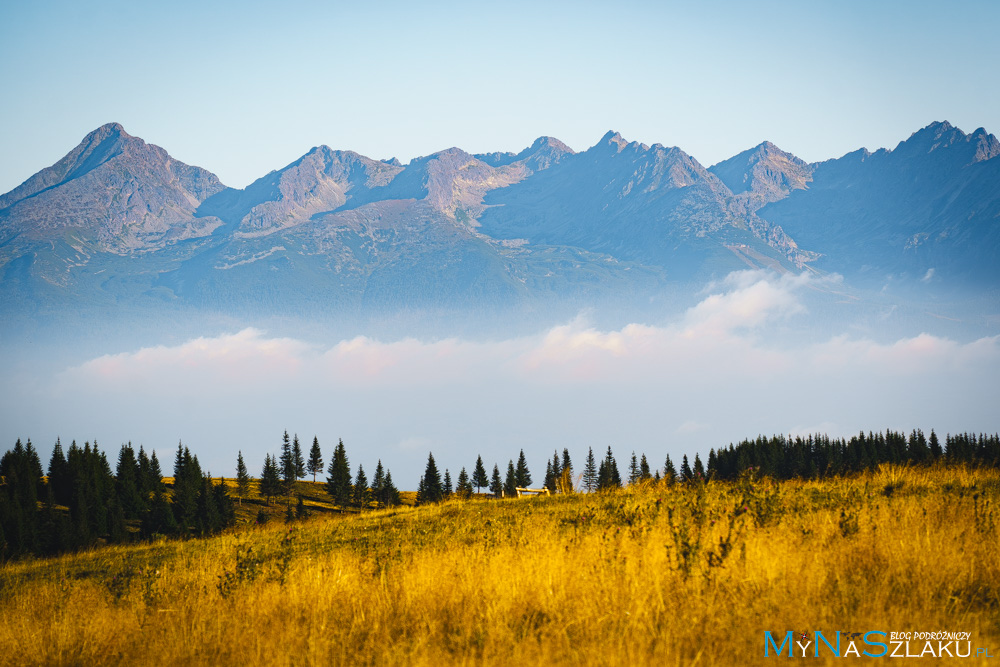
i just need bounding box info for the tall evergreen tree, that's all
[371,460,386,505]
[562,448,573,480]
[292,434,306,480]
[443,469,453,497]
[307,436,323,483]
[639,454,651,481]
[325,439,352,506]
[47,438,71,506]
[515,450,532,487]
[279,431,294,495]
[472,455,488,494]
[382,471,401,506]
[680,455,693,483]
[235,451,250,506]
[418,453,443,503]
[504,460,518,498]
[353,464,369,507]
[259,454,282,505]
[489,464,503,497]
[664,454,677,485]
[628,451,640,485]
[583,447,598,492]
[693,453,705,480]
[456,467,473,499]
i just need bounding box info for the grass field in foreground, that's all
[0,464,998,666]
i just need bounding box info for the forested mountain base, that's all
[0,464,997,666]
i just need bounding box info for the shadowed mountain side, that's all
[477,131,800,275]
[757,122,1000,286]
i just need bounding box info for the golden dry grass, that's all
[1,465,998,666]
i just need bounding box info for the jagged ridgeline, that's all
[1,121,998,334]
[1,428,998,561]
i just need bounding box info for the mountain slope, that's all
[0,123,226,253]
[757,121,1000,285]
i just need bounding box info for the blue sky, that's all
[2,0,999,193]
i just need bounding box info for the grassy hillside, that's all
[1,464,998,665]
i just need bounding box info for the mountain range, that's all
[1,120,997,335]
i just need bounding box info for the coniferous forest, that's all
[0,428,997,561]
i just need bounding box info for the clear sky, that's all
[2,0,999,194]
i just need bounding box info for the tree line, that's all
[2,427,998,559]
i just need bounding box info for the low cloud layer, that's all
[5,271,998,484]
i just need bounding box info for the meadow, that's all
[0,464,997,666]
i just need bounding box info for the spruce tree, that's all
[48,438,70,506]
[515,450,532,487]
[307,436,323,483]
[325,439,352,506]
[292,434,306,480]
[260,454,281,505]
[664,454,677,485]
[504,460,518,497]
[280,431,294,496]
[443,469,453,497]
[693,453,705,480]
[608,446,621,487]
[371,460,386,505]
[456,467,472,499]
[418,453,443,503]
[489,464,503,497]
[382,471,401,506]
[235,451,250,506]
[353,464,369,507]
[639,454,651,481]
[472,455,488,494]
[680,455,693,483]
[628,451,640,485]
[583,447,598,492]
[543,460,555,492]
[562,448,573,480]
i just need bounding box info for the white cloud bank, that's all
[6,271,998,483]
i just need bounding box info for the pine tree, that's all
[48,438,70,506]
[371,460,386,506]
[292,434,306,480]
[489,464,503,497]
[443,469,453,497]
[664,454,677,485]
[628,451,640,485]
[325,439,352,506]
[116,443,144,519]
[583,447,598,492]
[418,453,443,503]
[279,431,294,496]
[382,471,401,506]
[543,459,555,492]
[456,467,472,499]
[680,455,693,483]
[515,450,532,487]
[472,455,488,494]
[307,436,323,483]
[259,454,281,505]
[504,460,518,498]
[639,454,651,481]
[693,453,705,480]
[562,448,573,480]
[597,446,621,490]
[353,464,369,507]
[929,430,942,459]
[149,450,163,492]
[235,451,250,506]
